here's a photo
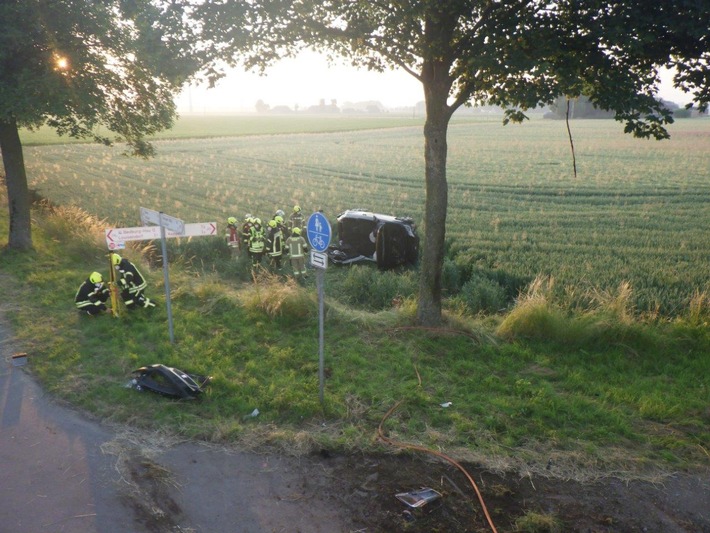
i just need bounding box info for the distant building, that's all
[307,99,340,114]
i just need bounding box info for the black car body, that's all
[327,209,419,269]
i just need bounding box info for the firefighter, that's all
[225,216,240,258]
[289,205,305,235]
[241,213,254,251]
[274,214,288,238]
[75,272,110,316]
[265,219,284,270]
[111,254,155,310]
[248,217,266,267]
[285,227,308,279]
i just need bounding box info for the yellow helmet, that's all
[89,272,103,284]
[227,216,237,225]
[111,254,121,266]
[274,215,284,224]
[268,219,277,228]
[293,205,301,213]
[292,227,301,235]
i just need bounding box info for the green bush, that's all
[337,264,417,310]
[441,257,461,295]
[459,274,508,314]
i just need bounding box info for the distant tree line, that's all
[254,98,386,114]
[545,95,703,119]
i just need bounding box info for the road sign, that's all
[180,222,217,238]
[140,207,185,235]
[310,250,328,270]
[106,226,160,247]
[307,212,331,252]
[105,222,217,249]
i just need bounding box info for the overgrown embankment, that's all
[1,196,708,481]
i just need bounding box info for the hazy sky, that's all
[175,50,693,114]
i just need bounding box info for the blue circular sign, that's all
[307,212,332,252]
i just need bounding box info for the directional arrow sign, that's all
[106,226,161,246]
[178,222,217,238]
[140,207,185,234]
[105,222,217,248]
[310,250,328,270]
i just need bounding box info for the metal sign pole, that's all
[307,212,332,408]
[318,267,325,405]
[159,214,175,344]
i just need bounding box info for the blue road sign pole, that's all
[317,267,325,405]
[307,213,332,406]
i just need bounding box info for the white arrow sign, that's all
[140,207,185,234]
[310,250,328,270]
[105,222,217,249]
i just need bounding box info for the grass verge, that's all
[1,196,709,481]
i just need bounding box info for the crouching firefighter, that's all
[75,272,110,316]
[111,254,155,310]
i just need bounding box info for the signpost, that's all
[146,209,183,344]
[105,208,217,344]
[307,212,332,405]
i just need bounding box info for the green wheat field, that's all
[22,115,710,315]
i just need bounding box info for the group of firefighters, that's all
[75,205,311,317]
[225,205,309,278]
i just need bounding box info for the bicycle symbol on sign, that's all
[312,235,326,249]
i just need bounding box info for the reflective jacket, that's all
[75,279,109,309]
[266,228,284,257]
[241,221,253,245]
[285,235,308,258]
[225,224,240,248]
[248,225,265,253]
[115,259,147,293]
[289,212,304,232]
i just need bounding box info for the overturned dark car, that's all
[327,209,419,269]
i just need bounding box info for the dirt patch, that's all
[107,439,710,533]
[120,458,184,533]
[318,452,710,532]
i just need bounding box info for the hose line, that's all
[377,400,499,533]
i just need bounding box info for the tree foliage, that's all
[197,0,708,325]
[0,0,205,250]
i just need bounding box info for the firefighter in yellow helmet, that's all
[241,213,254,250]
[285,227,308,279]
[247,217,265,268]
[75,271,110,316]
[111,253,155,310]
[225,216,240,258]
[289,205,305,236]
[265,218,284,270]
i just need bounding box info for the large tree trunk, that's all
[0,118,33,251]
[417,63,453,327]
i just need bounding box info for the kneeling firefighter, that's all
[75,272,110,316]
[111,254,155,309]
